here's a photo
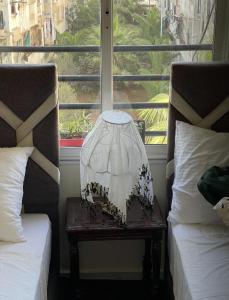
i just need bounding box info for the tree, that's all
[58,83,94,138]
[114,0,148,26]
[138,93,169,144]
[54,0,173,143]
[66,0,100,34]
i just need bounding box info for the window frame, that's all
[101,0,113,111]
[0,0,221,161]
[60,143,168,162]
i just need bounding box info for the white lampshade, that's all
[80,110,154,223]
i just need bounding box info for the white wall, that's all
[59,151,167,279]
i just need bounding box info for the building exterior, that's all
[158,0,215,61]
[0,0,66,63]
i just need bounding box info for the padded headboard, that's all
[167,62,229,210]
[0,64,59,272]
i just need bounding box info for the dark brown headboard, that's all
[0,64,59,279]
[167,62,229,211]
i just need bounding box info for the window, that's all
[0,0,216,147]
[0,11,4,29]
[112,0,215,144]
[197,0,202,14]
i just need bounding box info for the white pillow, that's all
[0,147,34,242]
[169,121,229,224]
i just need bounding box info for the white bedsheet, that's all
[169,222,229,300]
[0,214,51,300]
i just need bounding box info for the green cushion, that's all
[197,166,229,206]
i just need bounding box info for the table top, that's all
[65,197,166,240]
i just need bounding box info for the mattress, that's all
[169,221,229,300]
[0,214,51,300]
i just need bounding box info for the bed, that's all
[166,62,229,300]
[0,65,59,300]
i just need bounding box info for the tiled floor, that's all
[58,277,165,300]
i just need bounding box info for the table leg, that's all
[142,238,152,281]
[152,238,161,290]
[70,236,80,299]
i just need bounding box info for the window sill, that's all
[60,144,167,162]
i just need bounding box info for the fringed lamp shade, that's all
[80,111,154,223]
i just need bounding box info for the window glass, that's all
[0,0,216,147]
[113,0,215,144]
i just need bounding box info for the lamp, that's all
[80,110,154,224]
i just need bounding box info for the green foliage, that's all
[60,110,93,138]
[134,8,163,42]
[54,0,174,144]
[66,0,100,34]
[113,6,173,97]
[113,0,148,26]
[55,24,100,95]
[58,84,93,138]
[195,50,212,62]
[138,93,169,144]
[56,27,100,46]
[58,82,77,103]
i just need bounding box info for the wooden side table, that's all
[65,196,166,299]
